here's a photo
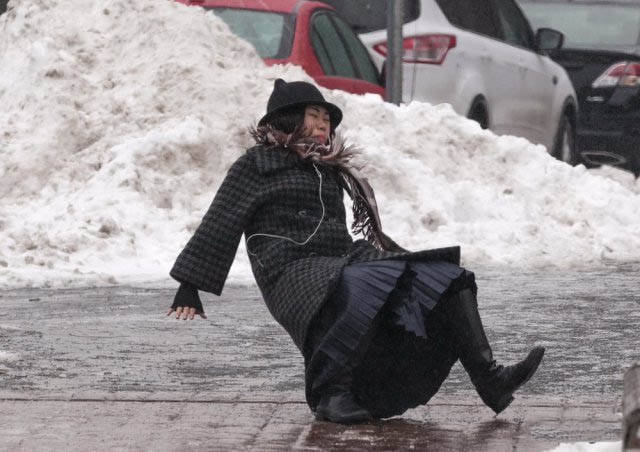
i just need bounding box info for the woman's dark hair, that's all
[264,105,305,135]
[263,104,337,137]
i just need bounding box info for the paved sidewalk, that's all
[1,267,637,450]
[0,398,621,451]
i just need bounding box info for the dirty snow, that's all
[546,441,621,452]
[1,0,640,289]
[0,350,19,363]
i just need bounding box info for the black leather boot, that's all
[445,288,545,414]
[315,377,373,424]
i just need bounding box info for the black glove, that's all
[170,282,204,314]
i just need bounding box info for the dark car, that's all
[518,0,640,176]
[175,0,385,97]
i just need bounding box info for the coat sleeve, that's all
[170,153,262,295]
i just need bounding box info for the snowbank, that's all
[546,441,621,452]
[1,0,639,288]
[0,350,19,364]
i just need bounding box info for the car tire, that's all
[467,98,489,130]
[551,113,576,165]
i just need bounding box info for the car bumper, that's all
[576,91,640,175]
[576,128,640,176]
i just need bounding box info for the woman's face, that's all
[303,105,331,144]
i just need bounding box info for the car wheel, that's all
[552,113,576,165]
[467,97,489,130]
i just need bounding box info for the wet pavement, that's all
[0,264,638,450]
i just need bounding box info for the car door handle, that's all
[552,75,558,85]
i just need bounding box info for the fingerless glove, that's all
[171,282,204,313]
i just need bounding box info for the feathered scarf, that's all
[250,125,406,253]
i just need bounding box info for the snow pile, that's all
[546,441,621,452]
[1,0,639,288]
[0,0,303,287]
[0,350,19,364]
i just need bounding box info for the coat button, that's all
[298,210,309,217]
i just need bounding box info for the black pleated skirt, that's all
[304,259,477,419]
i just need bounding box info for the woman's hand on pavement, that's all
[166,306,207,320]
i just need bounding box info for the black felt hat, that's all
[258,78,343,128]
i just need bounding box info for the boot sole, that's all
[492,347,545,415]
[315,408,373,424]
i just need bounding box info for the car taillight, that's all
[592,62,640,88]
[372,34,456,65]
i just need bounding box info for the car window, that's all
[331,14,380,85]
[206,8,294,58]
[311,27,335,75]
[490,0,533,49]
[310,13,357,78]
[320,0,420,34]
[436,0,501,39]
[518,1,640,49]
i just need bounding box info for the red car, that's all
[175,0,385,97]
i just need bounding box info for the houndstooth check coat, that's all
[170,145,460,352]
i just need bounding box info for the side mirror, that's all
[535,28,564,53]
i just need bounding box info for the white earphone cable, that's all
[246,163,325,266]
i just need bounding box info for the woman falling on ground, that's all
[167,79,545,423]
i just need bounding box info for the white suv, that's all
[324,0,578,160]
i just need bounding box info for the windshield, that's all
[205,8,294,58]
[518,1,640,50]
